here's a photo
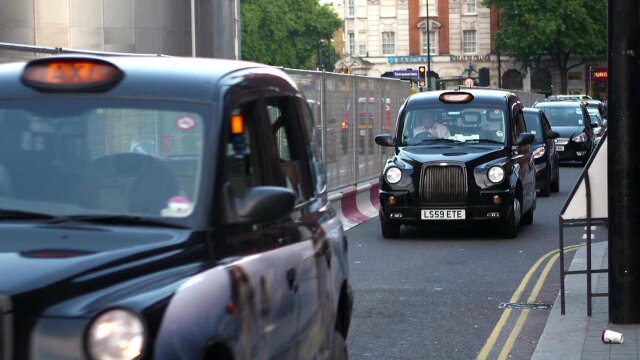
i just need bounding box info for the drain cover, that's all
[499,302,552,310]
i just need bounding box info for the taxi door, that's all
[217,92,303,359]
[265,94,335,358]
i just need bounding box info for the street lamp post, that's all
[426,0,431,90]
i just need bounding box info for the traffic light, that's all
[418,66,426,81]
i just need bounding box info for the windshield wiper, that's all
[0,208,56,220]
[46,215,187,229]
[467,139,504,145]
[418,138,464,144]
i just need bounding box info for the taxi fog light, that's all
[390,213,403,218]
[577,151,587,156]
[487,166,505,183]
[385,167,402,184]
[487,212,500,218]
[492,195,502,205]
[388,196,397,205]
[86,309,146,360]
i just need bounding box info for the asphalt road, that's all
[345,165,596,359]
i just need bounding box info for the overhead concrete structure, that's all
[0,0,238,59]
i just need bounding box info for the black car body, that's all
[523,108,560,196]
[533,101,595,164]
[0,55,352,359]
[375,89,537,239]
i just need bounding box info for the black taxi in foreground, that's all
[375,89,537,239]
[0,55,352,359]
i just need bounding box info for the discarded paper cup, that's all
[602,329,624,344]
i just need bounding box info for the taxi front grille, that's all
[420,164,467,204]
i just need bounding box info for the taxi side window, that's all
[266,97,312,203]
[225,103,262,198]
[511,104,526,143]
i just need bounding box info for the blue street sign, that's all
[393,69,419,78]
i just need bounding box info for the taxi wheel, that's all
[502,197,521,239]
[521,205,534,225]
[380,216,400,239]
[550,167,560,193]
[540,168,551,197]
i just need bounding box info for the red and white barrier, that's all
[328,180,380,230]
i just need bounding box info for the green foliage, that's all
[241,0,342,70]
[483,0,606,74]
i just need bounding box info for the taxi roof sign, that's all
[439,92,474,103]
[22,57,124,92]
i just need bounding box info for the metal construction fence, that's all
[0,42,409,192]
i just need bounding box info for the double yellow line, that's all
[476,244,584,360]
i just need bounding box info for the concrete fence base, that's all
[328,179,380,230]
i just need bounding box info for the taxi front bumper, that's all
[379,189,514,224]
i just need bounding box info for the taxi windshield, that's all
[537,106,584,127]
[0,98,207,219]
[401,106,506,146]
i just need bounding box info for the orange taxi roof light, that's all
[22,58,124,91]
[230,114,245,135]
[439,92,474,103]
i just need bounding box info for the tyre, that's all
[380,215,400,239]
[539,169,551,197]
[550,166,560,193]
[502,197,521,239]
[521,204,534,225]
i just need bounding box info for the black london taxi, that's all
[375,89,537,239]
[0,55,352,359]
[522,108,560,196]
[533,100,596,165]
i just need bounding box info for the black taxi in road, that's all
[375,89,537,239]
[0,55,352,359]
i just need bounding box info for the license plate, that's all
[421,209,466,220]
[556,145,564,152]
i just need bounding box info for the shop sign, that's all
[593,68,608,81]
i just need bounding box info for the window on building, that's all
[421,30,437,55]
[348,0,354,16]
[465,0,476,13]
[420,0,438,16]
[382,32,395,55]
[359,43,367,56]
[348,32,355,55]
[463,30,476,53]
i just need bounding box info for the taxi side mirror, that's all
[223,185,295,225]
[516,133,535,146]
[375,134,394,147]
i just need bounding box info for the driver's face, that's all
[421,114,434,128]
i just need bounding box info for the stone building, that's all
[322,0,600,96]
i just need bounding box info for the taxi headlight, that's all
[572,132,587,143]
[385,167,402,184]
[487,166,505,183]
[533,147,545,159]
[86,309,145,360]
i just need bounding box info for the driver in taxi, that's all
[413,111,451,138]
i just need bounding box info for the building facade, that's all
[0,0,238,61]
[322,0,599,96]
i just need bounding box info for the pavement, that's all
[531,240,640,360]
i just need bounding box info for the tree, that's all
[483,0,607,93]
[241,0,342,70]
